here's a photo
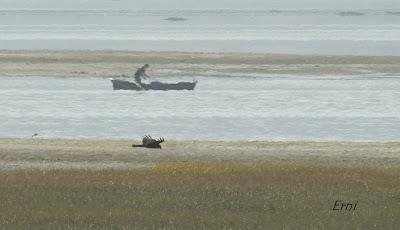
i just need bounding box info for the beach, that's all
[1,50,400,77]
[1,138,400,171]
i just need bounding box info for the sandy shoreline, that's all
[1,138,400,171]
[1,50,399,77]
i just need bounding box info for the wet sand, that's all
[1,50,400,77]
[1,138,400,171]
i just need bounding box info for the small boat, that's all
[110,79,197,91]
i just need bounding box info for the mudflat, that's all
[1,50,400,77]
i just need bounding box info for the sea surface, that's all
[0,9,399,55]
[1,75,400,141]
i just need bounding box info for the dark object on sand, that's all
[337,11,365,16]
[386,11,400,16]
[111,79,197,91]
[164,17,187,21]
[132,135,165,149]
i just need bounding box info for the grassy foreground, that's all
[0,163,399,229]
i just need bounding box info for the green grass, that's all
[0,163,399,229]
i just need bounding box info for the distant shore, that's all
[1,50,399,77]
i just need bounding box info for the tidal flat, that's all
[1,50,400,77]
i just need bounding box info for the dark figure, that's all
[134,64,150,85]
[132,135,164,149]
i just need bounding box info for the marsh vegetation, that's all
[0,163,398,229]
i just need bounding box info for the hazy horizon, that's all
[1,0,399,10]
[1,0,399,55]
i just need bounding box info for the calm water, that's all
[0,9,399,55]
[1,75,400,141]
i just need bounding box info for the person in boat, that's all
[134,64,150,85]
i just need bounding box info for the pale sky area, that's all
[0,0,399,9]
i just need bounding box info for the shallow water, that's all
[1,75,400,141]
[0,9,399,55]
